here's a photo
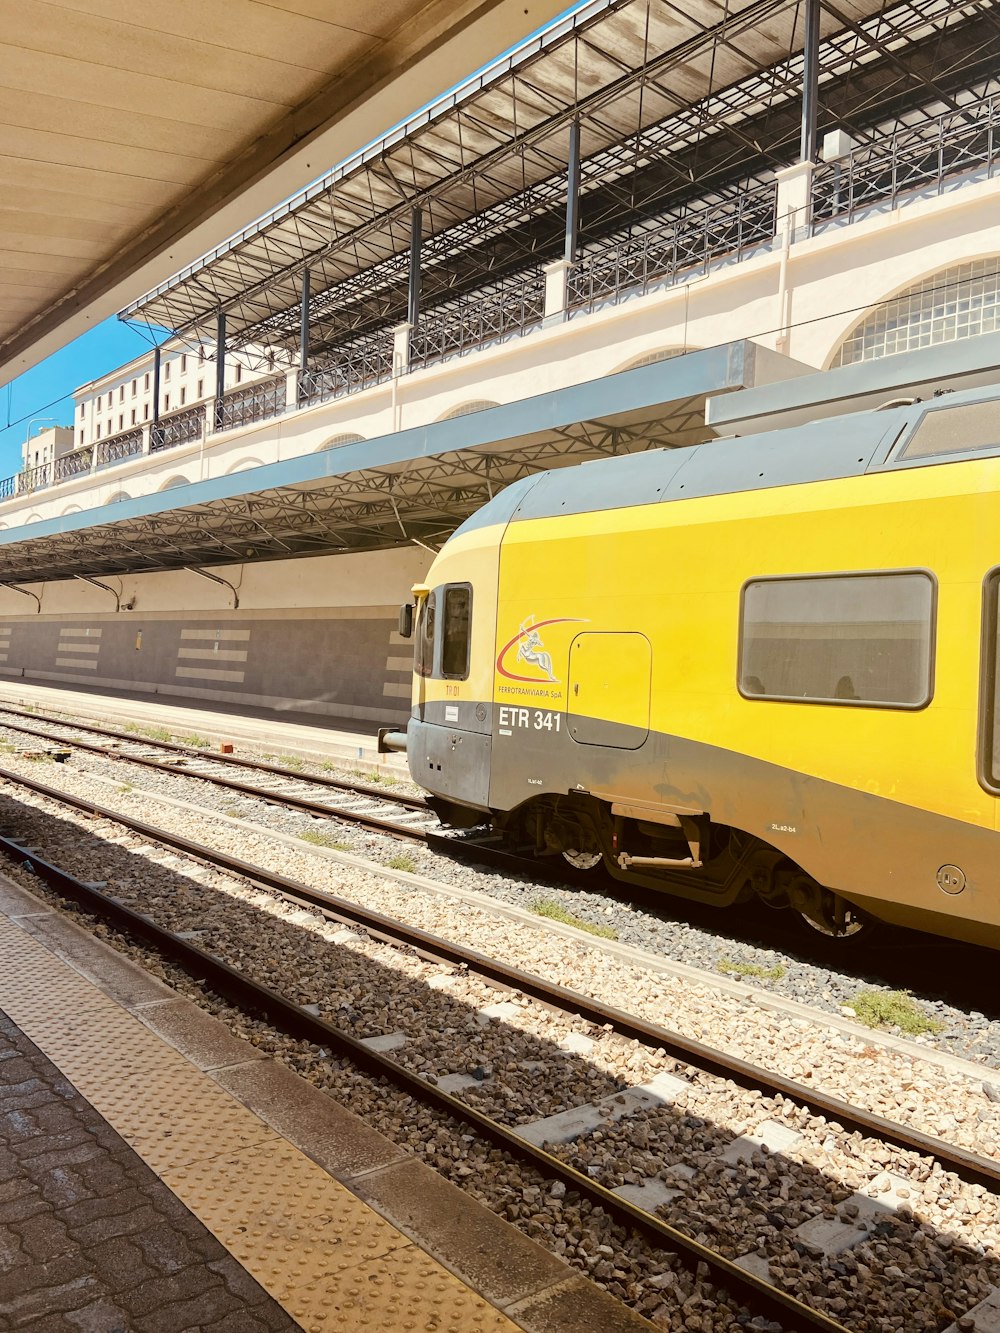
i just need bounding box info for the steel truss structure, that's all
[0,398,707,584]
[124,0,1000,373]
[7,0,997,586]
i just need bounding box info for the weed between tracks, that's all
[386,853,418,873]
[849,989,945,1036]
[530,897,619,939]
[717,957,788,982]
[300,830,353,852]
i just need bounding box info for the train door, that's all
[567,632,651,748]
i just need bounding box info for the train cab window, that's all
[739,572,934,707]
[441,584,472,679]
[416,592,436,678]
[981,570,1000,792]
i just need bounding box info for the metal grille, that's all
[0,474,15,502]
[215,375,287,432]
[409,273,546,368]
[832,257,1000,366]
[567,181,776,315]
[812,91,1000,225]
[97,430,144,468]
[17,463,52,495]
[150,406,205,451]
[54,447,95,481]
[298,336,394,406]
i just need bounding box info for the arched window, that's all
[159,475,190,491]
[831,258,1000,367]
[438,400,500,421]
[316,432,364,452]
[225,457,264,474]
[614,347,691,373]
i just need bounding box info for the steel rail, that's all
[0,704,425,809]
[0,761,996,1198]
[0,711,429,840]
[0,807,851,1333]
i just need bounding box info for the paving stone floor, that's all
[0,1008,301,1333]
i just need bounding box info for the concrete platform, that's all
[0,873,656,1333]
[0,680,409,778]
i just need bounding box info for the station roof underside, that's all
[0,0,567,380]
[0,341,773,586]
[122,0,1000,362]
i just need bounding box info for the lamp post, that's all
[22,417,59,491]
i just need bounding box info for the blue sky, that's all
[0,320,161,478]
[0,0,587,482]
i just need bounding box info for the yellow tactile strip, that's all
[0,915,517,1333]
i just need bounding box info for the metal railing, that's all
[215,374,286,432]
[97,430,143,468]
[298,336,394,407]
[150,405,205,452]
[54,446,95,480]
[17,462,52,494]
[409,272,546,368]
[567,179,777,316]
[812,92,1000,226]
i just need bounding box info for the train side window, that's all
[897,399,1000,462]
[416,592,436,678]
[980,570,1000,793]
[441,584,472,680]
[739,571,935,708]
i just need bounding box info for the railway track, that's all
[0,703,599,885]
[0,704,436,836]
[0,761,995,1332]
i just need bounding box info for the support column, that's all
[565,117,581,263]
[800,0,820,165]
[407,207,422,330]
[543,260,572,321]
[393,323,412,377]
[774,160,815,240]
[150,345,162,450]
[214,312,226,432]
[299,269,311,372]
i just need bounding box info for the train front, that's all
[378,479,535,824]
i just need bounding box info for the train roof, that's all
[452,381,1000,537]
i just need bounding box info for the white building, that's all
[73,339,288,453]
[22,426,74,473]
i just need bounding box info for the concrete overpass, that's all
[0,0,567,382]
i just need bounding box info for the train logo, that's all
[495,615,585,684]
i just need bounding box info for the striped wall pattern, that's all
[383,629,414,700]
[175,628,250,684]
[56,626,102,670]
[0,610,408,723]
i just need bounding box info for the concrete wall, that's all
[0,546,431,724]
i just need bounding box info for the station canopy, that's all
[0,0,567,379]
[0,343,767,583]
[122,0,1000,369]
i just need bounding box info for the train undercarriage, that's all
[429,790,872,940]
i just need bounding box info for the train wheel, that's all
[562,849,602,871]
[798,902,876,944]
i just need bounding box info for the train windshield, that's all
[416,592,436,677]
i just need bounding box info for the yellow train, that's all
[389,385,1000,949]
